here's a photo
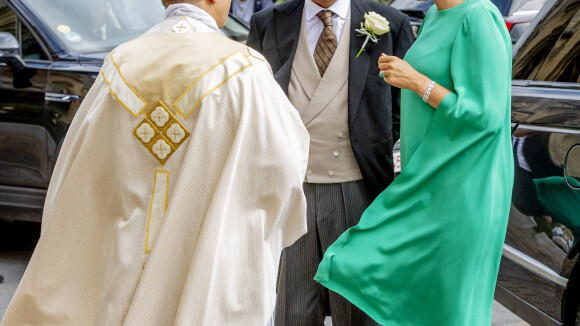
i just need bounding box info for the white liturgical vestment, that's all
[2,6,309,326]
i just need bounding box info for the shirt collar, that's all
[304,0,350,22]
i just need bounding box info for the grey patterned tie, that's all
[313,10,337,77]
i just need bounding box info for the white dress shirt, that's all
[303,0,351,55]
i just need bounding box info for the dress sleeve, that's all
[437,8,511,132]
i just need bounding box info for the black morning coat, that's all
[247,0,414,199]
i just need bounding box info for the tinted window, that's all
[391,0,426,8]
[534,8,580,83]
[512,0,580,80]
[21,24,47,60]
[19,0,165,55]
[490,0,511,15]
[390,0,433,16]
[222,16,249,43]
[0,1,16,36]
[0,2,47,60]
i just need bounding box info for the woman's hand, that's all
[378,53,451,109]
[378,54,429,91]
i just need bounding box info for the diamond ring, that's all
[379,71,385,78]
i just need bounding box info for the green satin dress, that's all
[314,0,514,324]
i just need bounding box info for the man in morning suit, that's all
[247,0,413,324]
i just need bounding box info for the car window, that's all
[222,16,249,43]
[0,1,16,36]
[534,8,580,83]
[21,24,47,60]
[390,0,424,8]
[19,0,165,55]
[490,0,511,15]
[0,2,47,60]
[512,0,580,80]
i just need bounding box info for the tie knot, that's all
[316,10,334,26]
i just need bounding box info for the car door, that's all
[496,0,580,324]
[0,0,51,208]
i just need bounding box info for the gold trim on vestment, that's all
[145,169,170,253]
[173,51,253,118]
[100,57,149,117]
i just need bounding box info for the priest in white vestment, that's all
[1,1,309,325]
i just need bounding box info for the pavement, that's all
[0,220,529,325]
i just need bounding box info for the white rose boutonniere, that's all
[356,12,390,58]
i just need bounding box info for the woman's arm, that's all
[378,54,450,109]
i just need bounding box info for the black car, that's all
[496,0,580,324]
[390,0,547,43]
[0,0,249,222]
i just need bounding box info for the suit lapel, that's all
[291,15,321,117]
[347,0,371,126]
[274,0,304,93]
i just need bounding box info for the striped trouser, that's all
[274,180,380,326]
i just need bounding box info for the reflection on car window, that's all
[511,132,580,255]
[0,2,16,36]
[20,0,165,55]
[21,24,47,60]
[512,0,580,80]
[222,16,248,43]
[490,0,509,15]
[566,145,580,188]
[535,9,580,83]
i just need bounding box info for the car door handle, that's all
[45,93,80,103]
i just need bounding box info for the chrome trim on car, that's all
[514,124,580,135]
[503,244,569,288]
[45,93,80,103]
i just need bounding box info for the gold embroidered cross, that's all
[175,22,188,32]
[142,129,151,139]
[155,143,166,156]
[134,102,190,165]
[172,19,193,34]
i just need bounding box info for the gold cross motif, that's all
[155,144,165,156]
[136,122,155,143]
[142,129,151,139]
[152,139,171,160]
[175,22,187,32]
[172,19,193,34]
[150,106,170,128]
[134,102,190,165]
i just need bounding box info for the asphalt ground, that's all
[0,220,528,325]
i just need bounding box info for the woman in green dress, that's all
[314,0,514,324]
